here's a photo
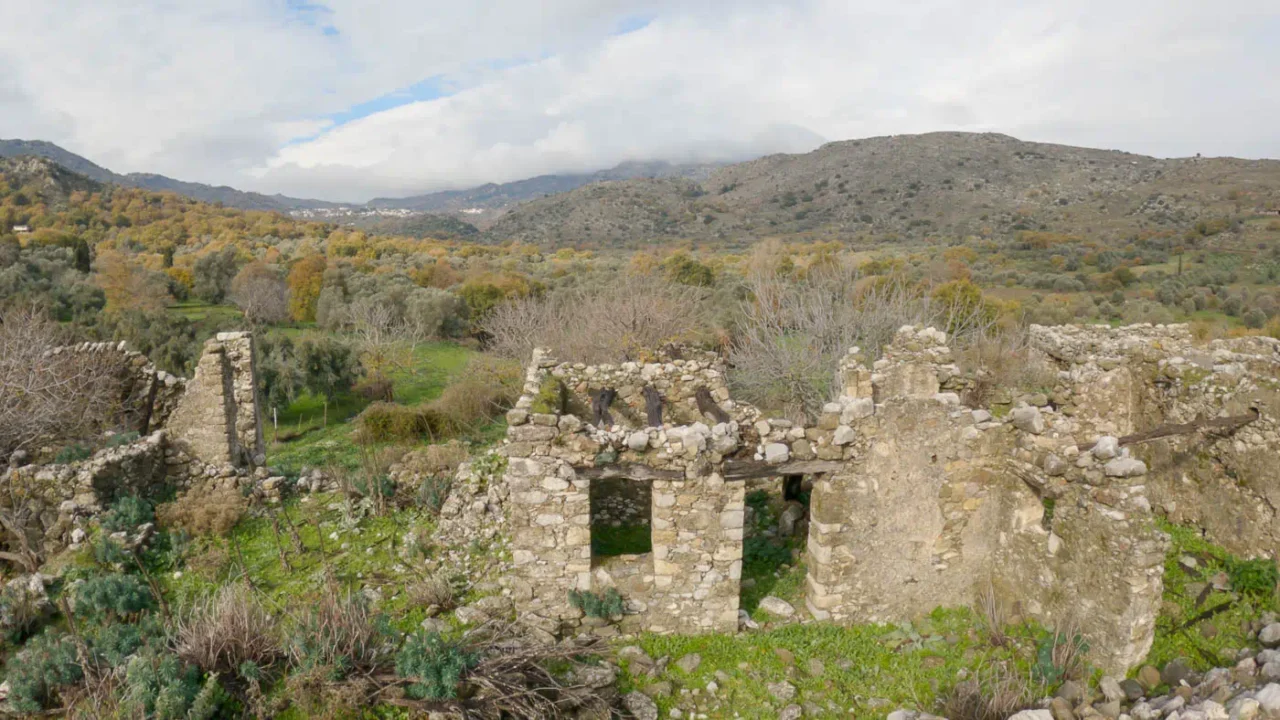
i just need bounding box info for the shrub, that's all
[120,647,209,720]
[288,591,391,678]
[54,443,93,464]
[956,327,1058,408]
[356,402,436,442]
[104,430,141,449]
[567,588,624,619]
[73,573,156,623]
[483,273,716,365]
[408,573,456,611]
[428,356,522,434]
[101,494,155,533]
[353,377,395,402]
[395,630,479,701]
[4,630,84,713]
[156,480,247,536]
[941,665,1035,720]
[89,617,161,668]
[1227,557,1278,598]
[175,582,282,673]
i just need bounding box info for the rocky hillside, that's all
[482,132,1280,247]
[0,139,339,212]
[367,159,724,221]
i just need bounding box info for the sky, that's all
[1,0,1278,203]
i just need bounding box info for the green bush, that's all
[92,535,133,566]
[74,573,155,622]
[89,616,162,668]
[1228,557,1278,598]
[4,630,84,713]
[356,402,439,442]
[567,588,625,619]
[101,494,155,533]
[104,431,141,449]
[743,536,792,575]
[54,443,93,464]
[395,630,479,700]
[121,647,208,720]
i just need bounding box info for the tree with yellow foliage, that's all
[94,249,171,312]
[287,255,326,322]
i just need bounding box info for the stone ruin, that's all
[499,324,1280,674]
[2,332,266,558]
[7,322,1280,676]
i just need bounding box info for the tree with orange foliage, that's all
[95,249,171,311]
[287,255,326,322]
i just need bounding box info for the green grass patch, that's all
[619,608,1044,719]
[162,493,436,625]
[265,341,487,475]
[1146,520,1279,670]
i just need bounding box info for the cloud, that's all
[2,0,1278,201]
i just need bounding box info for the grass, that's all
[162,493,442,632]
[618,607,1045,719]
[1145,520,1279,671]
[739,489,807,618]
[264,340,499,475]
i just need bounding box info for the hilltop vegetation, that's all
[484,132,1280,249]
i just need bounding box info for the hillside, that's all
[482,132,1280,247]
[367,159,725,220]
[0,139,339,212]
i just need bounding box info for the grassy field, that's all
[266,341,490,475]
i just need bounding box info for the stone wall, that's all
[1030,324,1280,559]
[165,332,265,469]
[2,431,170,555]
[504,348,746,637]
[48,341,187,432]
[2,332,266,558]
[499,325,1280,674]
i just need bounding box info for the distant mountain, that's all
[0,139,339,212]
[481,132,1280,247]
[366,160,726,218]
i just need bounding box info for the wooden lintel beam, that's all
[574,458,846,483]
[1077,409,1259,452]
[721,459,845,481]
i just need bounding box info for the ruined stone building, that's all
[7,323,1280,676]
[4,332,265,558]
[502,324,1280,673]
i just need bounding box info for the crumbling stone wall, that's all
[2,333,266,557]
[166,332,265,469]
[1030,324,1280,559]
[500,324,1280,674]
[2,431,170,555]
[49,341,187,432]
[504,348,747,637]
[801,327,1168,673]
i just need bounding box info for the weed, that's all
[4,630,84,713]
[157,480,247,536]
[288,591,392,678]
[1227,557,1278,598]
[54,443,93,464]
[104,431,141,449]
[101,494,155,533]
[74,573,156,623]
[175,582,282,673]
[395,630,479,701]
[568,588,624,619]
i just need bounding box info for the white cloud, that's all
[2,0,1278,201]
